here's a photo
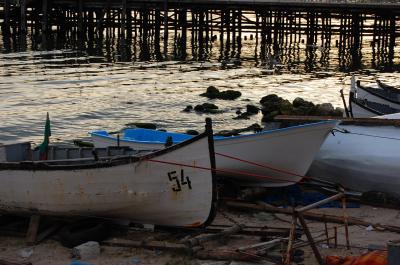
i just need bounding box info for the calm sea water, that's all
[0,30,399,145]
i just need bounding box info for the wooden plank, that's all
[102,238,190,252]
[297,212,324,265]
[296,193,344,213]
[274,115,400,126]
[226,201,400,233]
[181,224,244,246]
[194,249,261,262]
[0,259,32,265]
[26,215,40,245]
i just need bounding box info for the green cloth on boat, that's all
[39,112,51,155]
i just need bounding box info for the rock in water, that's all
[200,86,241,100]
[182,105,193,112]
[194,103,222,114]
[72,241,100,260]
[124,122,157,129]
[246,104,259,114]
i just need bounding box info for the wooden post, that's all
[26,215,41,245]
[255,12,259,60]
[163,0,168,56]
[334,226,337,248]
[3,0,11,34]
[42,0,48,33]
[180,9,187,60]
[121,0,127,38]
[342,196,350,250]
[297,213,324,265]
[324,222,330,245]
[284,211,297,265]
[127,8,132,40]
[78,0,83,33]
[20,0,27,33]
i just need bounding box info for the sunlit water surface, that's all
[0,35,399,145]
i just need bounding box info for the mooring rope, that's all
[147,158,301,184]
[335,127,400,141]
[215,152,307,179]
[147,154,337,189]
[214,152,337,188]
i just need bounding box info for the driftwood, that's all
[226,201,400,233]
[0,259,32,265]
[182,224,245,247]
[165,224,291,237]
[103,238,275,263]
[102,238,191,252]
[237,238,286,252]
[194,249,262,262]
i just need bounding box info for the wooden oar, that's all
[274,115,400,126]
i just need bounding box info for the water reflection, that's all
[0,13,399,144]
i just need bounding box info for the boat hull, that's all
[0,135,215,227]
[356,84,400,109]
[92,122,337,187]
[349,98,382,118]
[308,125,400,197]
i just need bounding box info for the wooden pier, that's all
[0,0,399,69]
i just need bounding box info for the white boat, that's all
[308,115,400,197]
[349,93,400,118]
[376,80,400,91]
[351,76,400,109]
[0,122,217,227]
[91,121,338,187]
[346,76,400,118]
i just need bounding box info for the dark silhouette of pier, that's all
[0,0,399,71]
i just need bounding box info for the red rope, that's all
[215,152,312,180]
[147,159,302,184]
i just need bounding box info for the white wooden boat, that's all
[0,121,217,227]
[308,115,400,197]
[347,76,400,118]
[351,76,400,109]
[91,121,337,187]
[376,80,400,92]
[349,93,400,118]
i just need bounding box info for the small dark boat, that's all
[349,92,400,118]
[351,76,400,109]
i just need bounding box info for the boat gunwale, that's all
[91,120,338,145]
[357,83,400,105]
[0,129,210,171]
[350,96,384,116]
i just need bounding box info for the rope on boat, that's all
[334,127,400,141]
[147,158,301,184]
[147,153,338,189]
[214,152,338,188]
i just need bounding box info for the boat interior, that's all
[357,82,400,102]
[352,97,400,115]
[0,142,149,165]
[93,128,194,144]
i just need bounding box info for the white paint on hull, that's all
[356,85,400,109]
[308,125,400,197]
[93,122,337,187]
[0,136,214,227]
[349,100,378,118]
